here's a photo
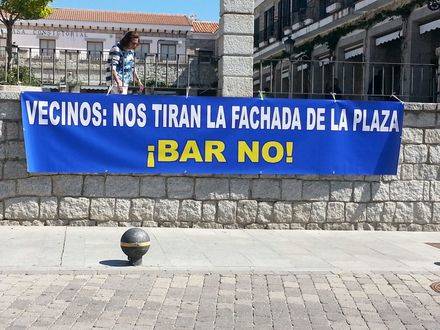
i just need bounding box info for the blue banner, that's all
[20,92,403,175]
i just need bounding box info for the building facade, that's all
[254,0,440,102]
[1,8,218,59]
[0,8,219,92]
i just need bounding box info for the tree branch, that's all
[0,11,7,24]
[3,12,14,25]
[11,13,20,23]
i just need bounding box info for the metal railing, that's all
[254,59,439,102]
[326,0,358,7]
[0,47,219,95]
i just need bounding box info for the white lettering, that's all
[25,100,38,125]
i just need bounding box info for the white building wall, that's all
[2,27,189,55]
[4,28,116,50]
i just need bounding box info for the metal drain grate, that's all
[431,282,440,293]
[426,243,440,249]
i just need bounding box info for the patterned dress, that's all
[106,43,136,87]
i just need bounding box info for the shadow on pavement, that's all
[99,260,130,267]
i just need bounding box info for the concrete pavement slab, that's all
[0,227,65,268]
[0,227,438,272]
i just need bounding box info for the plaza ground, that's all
[0,227,439,328]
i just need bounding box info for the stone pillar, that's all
[218,0,254,97]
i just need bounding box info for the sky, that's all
[51,0,220,22]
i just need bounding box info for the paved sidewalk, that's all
[0,227,439,272]
[0,272,439,329]
[0,227,439,329]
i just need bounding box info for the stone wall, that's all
[0,94,439,230]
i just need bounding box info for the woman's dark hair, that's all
[119,31,139,49]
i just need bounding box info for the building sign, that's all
[1,28,88,38]
[20,92,403,175]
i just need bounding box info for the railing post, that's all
[154,53,158,88]
[332,64,335,93]
[352,64,355,96]
[391,66,395,95]
[99,51,103,85]
[40,49,43,85]
[411,65,414,98]
[436,47,440,102]
[4,50,8,83]
[270,60,273,95]
[143,54,147,88]
[187,55,191,89]
[362,62,367,100]
[176,54,180,89]
[381,65,385,96]
[300,63,304,95]
[288,60,292,98]
[87,50,91,86]
[16,48,20,84]
[76,50,79,85]
[279,59,283,97]
[64,50,68,87]
[52,48,56,85]
[165,54,169,86]
[342,63,346,95]
[28,48,32,84]
[401,64,405,100]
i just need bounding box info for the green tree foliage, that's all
[0,66,41,85]
[0,0,53,72]
[0,0,52,20]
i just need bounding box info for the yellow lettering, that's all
[238,141,259,163]
[205,141,226,162]
[262,141,284,163]
[158,140,179,162]
[180,140,203,162]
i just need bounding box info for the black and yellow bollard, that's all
[120,228,150,266]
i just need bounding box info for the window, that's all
[268,7,275,38]
[292,0,308,11]
[278,2,283,37]
[160,43,176,61]
[319,1,328,19]
[40,39,55,58]
[264,7,275,40]
[292,0,297,11]
[298,0,308,11]
[198,50,213,63]
[136,42,150,60]
[254,17,260,47]
[290,0,308,23]
[281,0,291,28]
[87,41,103,61]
